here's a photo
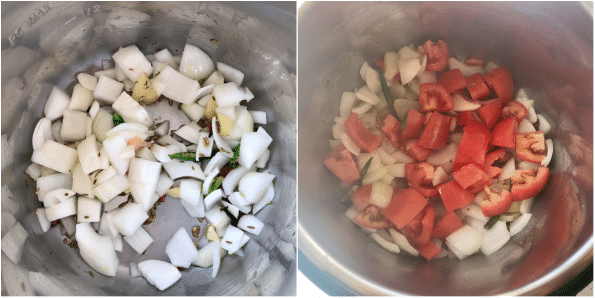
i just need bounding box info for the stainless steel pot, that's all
[1,1,296,295]
[298,2,592,295]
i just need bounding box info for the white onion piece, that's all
[446,225,482,256]
[222,165,255,195]
[398,46,420,60]
[138,260,181,291]
[484,61,499,73]
[417,55,428,77]
[355,85,380,105]
[392,150,414,163]
[179,43,214,80]
[192,84,215,102]
[1,222,29,263]
[210,118,233,159]
[433,166,450,186]
[103,195,128,213]
[195,132,214,158]
[130,262,142,278]
[204,153,230,176]
[193,241,224,267]
[107,123,149,137]
[151,144,173,163]
[418,70,437,84]
[205,208,231,235]
[155,173,175,197]
[252,184,274,214]
[332,123,344,139]
[75,223,119,276]
[340,92,357,118]
[165,227,198,268]
[519,197,534,214]
[362,166,388,185]
[211,241,221,278]
[463,215,486,232]
[180,197,206,218]
[220,226,245,254]
[445,239,470,260]
[102,136,132,176]
[382,51,399,81]
[228,192,252,214]
[152,65,199,104]
[204,70,225,86]
[345,206,357,221]
[111,203,148,236]
[181,103,205,123]
[399,58,421,85]
[78,73,98,91]
[452,93,481,112]
[542,139,554,166]
[426,143,457,166]
[154,121,170,137]
[212,82,253,108]
[94,167,117,186]
[221,201,240,218]
[526,105,537,123]
[340,133,360,156]
[45,197,77,221]
[68,84,94,112]
[364,66,381,94]
[499,158,516,180]
[32,118,54,151]
[537,115,551,135]
[92,109,114,143]
[375,147,395,165]
[461,203,490,222]
[114,65,127,82]
[509,213,532,236]
[98,212,119,238]
[238,127,273,168]
[36,173,72,202]
[43,87,71,121]
[216,62,244,86]
[36,208,51,233]
[179,179,203,206]
[237,215,264,235]
[31,140,77,174]
[77,197,102,222]
[118,145,135,159]
[239,172,275,204]
[94,174,129,203]
[44,188,76,205]
[202,166,221,196]
[60,216,77,236]
[93,75,124,104]
[154,48,177,68]
[60,109,88,142]
[481,221,510,255]
[256,151,271,169]
[388,228,418,256]
[448,57,483,77]
[386,163,405,178]
[473,190,487,206]
[518,119,536,133]
[112,92,154,127]
[112,45,153,81]
[370,182,392,209]
[174,122,201,144]
[518,160,541,170]
[25,163,42,181]
[162,160,206,180]
[371,232,400,253]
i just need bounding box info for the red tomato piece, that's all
[502,101,528,123]
[406,139,434,162]
[484,148,506,178]
[415,240,442,261]
[437,180,475,212]
[510,167,550,201]
[344,112,383,153]
[432,212,464,239]
[419,83,454,112]
[323,144,360,184]
[483,66,515,104]
[401,109,425,141]
[423,40,449,72]
[452,163,492,194]
[402,204,435,246]
[375,59,385,73]
[464,57,484,67]
[481,186,513,217]
[465,73,491,101]
[405,162,439,197]
[456,111,480,127]
[352,205,392,229]
[382,188,428,229]
[381,114,401,148]
[491,118,518,148]
[438,68,466,94]
[516,132,547,164]
[453,122,491,171]
[418,111,452,150]
[351,184,372,212]
[477,98,502,130]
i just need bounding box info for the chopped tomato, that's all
[438,68,466,94]
[483,66,515,104]
[491,118,518,148]
[423,40,449,72]
[415,240,442,261]
[344,112,383,152]
[419,83,454,112]
[464,57,484,67]
[381,114,401,148]
[510,167,550,201]
[382,188,428,229]
[456,110,480,126]
[402,204,435,246]
[452,163,492,194]
[432,212,463,239]
[516,132,547,164]
[406,139,434,162]
[502,101,528,122]
[323,144,360,184]
[375,59,385,73]
[418,111,452,150]
[352,205,392,230]
[453,122,491,171]
[481,186,513,217]
[405,162,439,197]
[465,73,491,101]
[484,148,506,178]
[477,99,502,130]
[400,109,425,141]
[351,184,372,212]
[437,180,475,212]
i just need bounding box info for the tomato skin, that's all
[502,101,528,122]
[402,204,435,246]
[437,180,475,212]
[510,167,550,201]
[405,162,439,197]
[382,188,428,229]
[401,109,425,141]
[352,205,392,230]
[478,98,502,130]
[418,111,452,150]
[464,57,484,67]
[465,73,491,101]
[491,118,518,148]
[344,112,383,153]
[438,68,466,94]
[375,59,385,72]
[456,110,480,127]
[452,163,492,194]
[419,83,454,112]
[516,132,547,164]
[351,184,372,212]
[381,114,401,148]
[481,187,513,217]
[453,121,491,171]
[432,212,463,239]
[423,40,449,72]
[415,240,442,261]
[406,139,434,162]
[323,144,360,184]
[483,66,515,104]
[484,148,506,178]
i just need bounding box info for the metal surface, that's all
[1,1,296,295]
[298,1,592,295]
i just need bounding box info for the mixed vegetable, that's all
[325,40,553,261]
[20,43,276,291]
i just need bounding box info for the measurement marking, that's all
[64,16,77,25]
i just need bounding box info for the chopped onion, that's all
[77,197,102,223]
[340,92,357,118]
[78,73,98,91]
[36,173,72,202]
[433,166,449,186]
[45,197,77,221]
[426,143,457,166]
[110,203,148,236]
[166,227,199,268]
[217,62,244,86]
[537,114,551,135]
[178,179,202,206]
[44,86,71,121]
[239,172,275,204]
[386,163,405,178]
[94,75,124,104]
[204,71,225,86]
[205,208,231,234]
[448,57,483,77]
[370,182,393,208]
[112,92,154,127]
[228,192,252,214]
[180,197,206,218]
[340,133,360,156]
[371,232,400,253]
[36,208,51,233]
[179,43,214,80]
[1,222,29,263]
[94,174,129,203]
[252,184,274,214]
[137,260,181,291]
[542,139,553,166]
[31,140,77,174]
[75,223,119,276]
[362,165,388,185]
[461,203,489,223]
[193,241,224,267]
[130,262,142,278]
[452,93,481,112]
[162,160,206,180]
[388,228,418,256]
[32,118,54,151]
[481,221,510,255]
[445,225,482,257]
[509,213,532,236]
[519,197,534,214]
[112,45,153,81]
[499,158,516,180]
[517,119,536,133]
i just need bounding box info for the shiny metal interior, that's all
[298,2,592,295]
[1,1,296,295]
